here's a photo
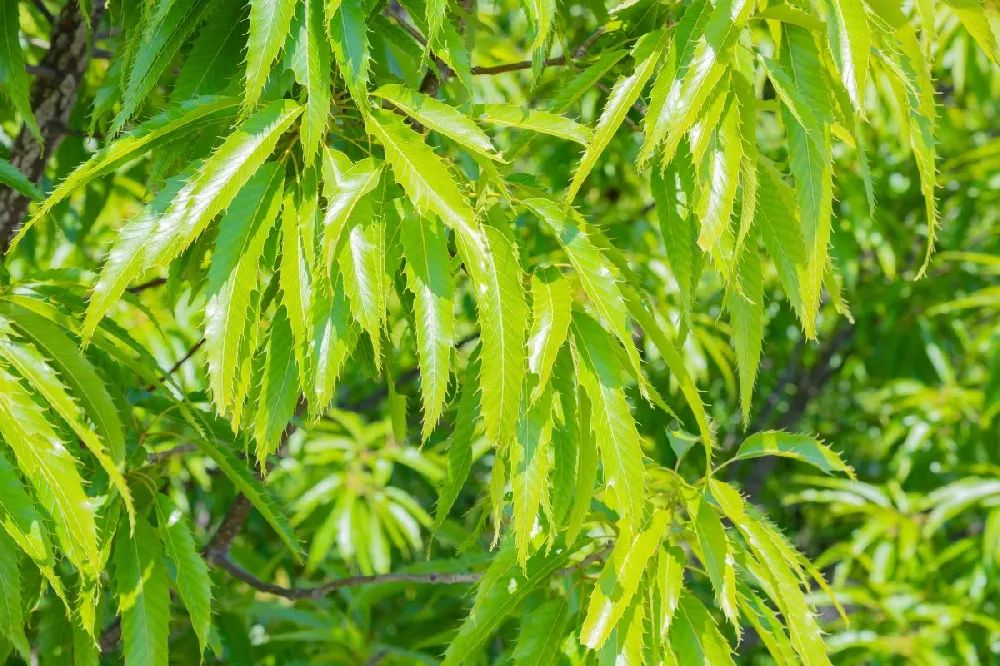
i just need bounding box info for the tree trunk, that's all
[0,0,103,253]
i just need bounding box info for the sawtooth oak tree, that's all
[0,0,998,663]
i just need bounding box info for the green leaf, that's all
[0,337,134,527]
[887,29,937,277]
[434,350,482,529]
[81,177,182,344]
[695,96,742,253]
[401,214,456,440]
[656,545,686,640]
[725,239,763,424]
[779,27,834,337]
[0,364,99,579]
[731,70,758,262]
[111,0,217,134]
[565,384,597,544]
[425,0,447,50]
[154,494,213,656]
[0,300,127,471]
[171,2,246,101]
[512,386,555,566]
[640,0,754,166]
[651,163,698,326]
[567,30,667,203]
[0,0,41,143]
[365,108,485,254]
[255,307,300,465]
[459,225,527,447]
[330,0,371,107]
[513,596,570,666]
[669,592,736,666]
[692,493,738,629]
[755,4,825,31]
[291,0,333,164]
[244,0,298,112]
[72,618,99,666]
[597,602,645,666]
[182,407,304,559]
[923,478,1000,535]
[310,273,357,416]
[0,451,64,603]
[442,544,574,666]
[605,262,714,451]
[0,528,28,659]
[756,159,807,327]
[280,186,313,390]
[572,312,644,524]
[143,100,302,272]
[15,96,240,256]
[320,152,382,274]
[526,268,572,403]
[375,85,500,160]
[0,159,41,200]
[580,512,667,649]
[549,51,629,114]
[477,104,593,146]
[729,431,855,477]
[204,164,284,421]
[711,482,832,666]
[525,198,644,391]
[113,514,170,666]
[523,0,555,52]
[340,204,387,360]
[0,450,54,568]
[758,54,831,162]
[738,588,798,666]
[822,0,871,112]
[946,0,1000,64]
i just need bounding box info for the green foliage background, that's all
[0,0,997,664]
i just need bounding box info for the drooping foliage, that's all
[0,0,998,663]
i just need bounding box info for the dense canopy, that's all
[0,0,998,664]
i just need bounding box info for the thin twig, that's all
[147,444,199,464]
[342,332,480,412]
[144,338,205,392]
[209,540,612,600]
[32,0,54,23]
[471,56,568,75]
[212,554,482,599]
[127,276,167,294]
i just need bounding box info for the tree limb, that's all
[208,541,612,600]
[0,1,104,253]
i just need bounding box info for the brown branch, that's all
[127,276,167,294]
[146,444,199,463]
[471,57,568,75]
[343,332,480,412]
[0,1,104,253]
[738,325,855,501]
[32,0,54,23]
[144,338,205,392]
[204,495,254,560]
[209,540,612,600]
[212,554,482,599]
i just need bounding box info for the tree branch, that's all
[212,554,482,599]
[209,541,612,600]
[32,0,54,23]
[144,338,204,392]
[127,276,167,294]
[738,325,855,501]
[0,1,104,253]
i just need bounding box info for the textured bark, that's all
[0,1,103,253]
